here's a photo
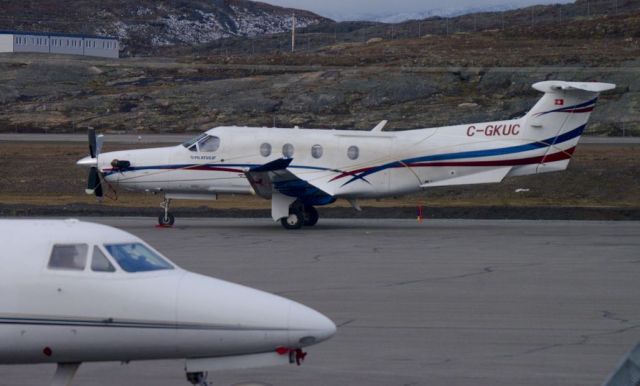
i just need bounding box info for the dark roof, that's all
[0,30,117,40]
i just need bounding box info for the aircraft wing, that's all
[245,158,336,206]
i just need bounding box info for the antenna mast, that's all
[291,11,296,52]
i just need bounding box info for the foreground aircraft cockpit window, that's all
[104,243,174,273]
[48,244,88,271]
[91,246,116,272]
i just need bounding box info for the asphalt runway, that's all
[2,218,639,386]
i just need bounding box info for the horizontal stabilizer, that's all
[421,166,512,188]
[532,81,616,93]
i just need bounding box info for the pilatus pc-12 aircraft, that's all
[77,81,615,229]
[0,219,335,386]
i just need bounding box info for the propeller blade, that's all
[88,128,97,158]
[86,167,99,195]
[86,167,105,198]
[96,134,104,156]
[94,179,104,198]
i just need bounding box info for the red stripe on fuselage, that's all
[565,107,594,113]
[329,167,374,182]
[407,147,575,167]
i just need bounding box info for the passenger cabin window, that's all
[260,143,271,157]
[311,144,323,159]
[104,243,174,273]
[347,145,359,160]
[282,143,295,158]
[91,246,116,272]
[48,244,88,271]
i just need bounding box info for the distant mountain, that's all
[0,0,330,55]
[325,1,573,23]
[370,5,523,23]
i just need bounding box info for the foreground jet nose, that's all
[76,156,97,167]
[289,302,337,347]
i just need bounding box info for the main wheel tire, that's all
[158,213,175,226]
[303,205,319,226]
[281,209,304,230]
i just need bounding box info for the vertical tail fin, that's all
[521,81,615,174]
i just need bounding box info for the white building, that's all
[0,31,119,58]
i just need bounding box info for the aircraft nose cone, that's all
[77,156,97,167]
[288,302,336,347]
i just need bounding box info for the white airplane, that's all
[0,219,336,386]
[77,81,615,229]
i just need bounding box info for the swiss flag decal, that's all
[554,99,564,106]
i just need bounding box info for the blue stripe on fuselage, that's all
[341,124,586,185]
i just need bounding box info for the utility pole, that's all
[291,11,296,53]
[418,22,422,38]
[531,7,534,28]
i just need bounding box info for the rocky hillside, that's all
[0,55,636,136]
[0,9,638,136]
[0,0,329,55]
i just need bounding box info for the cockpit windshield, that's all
[104,242,174,273]
[182,133,207,149]
[182,133,220,153]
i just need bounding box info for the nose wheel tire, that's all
[281,207,304,230]
[158,213,175,227]
[303,205,319,226]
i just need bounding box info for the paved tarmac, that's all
[2,218,639,386]
[1,133,638,144]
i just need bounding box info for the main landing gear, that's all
[280,203,319,230]
[186,371,208,386]
[158,197,175,227]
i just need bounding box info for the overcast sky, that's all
[261,0,572,21]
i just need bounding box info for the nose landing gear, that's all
[158,197,175,227]
[186,371,208,386]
